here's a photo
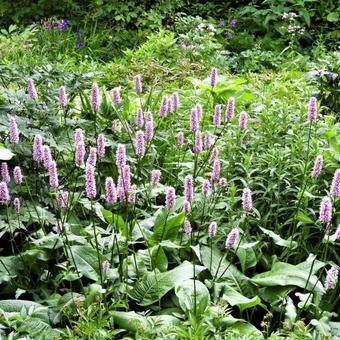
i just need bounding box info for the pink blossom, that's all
[48,161,59,189]
[242,188,252,211]
[85,164,96,199]
[1,163,10,184]
[8,116,19,144]
[311,155,323,178]
[13,166,23,185]
[208,222,217,238]
[97,134,105,158]
[307,97,317,122]
[225,228,239,249]
[184,175,194,203]
[165,187,176,210]
[105,177,117,205]
[319,196,332,224]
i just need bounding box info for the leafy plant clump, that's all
[0,64,339,339]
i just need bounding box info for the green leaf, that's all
[149,210,185,245]
[236,244,257,272]
[112,311,180,333]
[70,245,104,281]
[327,12,339,22]
[297,211,314,224]
[136,245,168,272]
[259,226,297,249]
[221,284,263,312]
[175,279,210,316]
[0,300,52,324]
[251,262,325,294]
[128,261,205,306]
[200,245,255,296]
[284,297,297,330]
[0,146,14,160]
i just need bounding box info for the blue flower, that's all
[230,19,237,29]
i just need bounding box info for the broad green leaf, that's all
[221,284,263,312]
[200,245,255,296]
[136,245,168,272]
[128,261,205,306]
[236,246,257,272]
[149,210,185,245]
[0,146,14,160]
[175,279,210,315]
[297,211,314,224]
[259,226,297,249]
[251,262,325,294]
[327,12,339,22]
[112,311,180,333]
[70,245,104,281]
[0,255,24,283]
[259,286,294,303]
[0,300,52,324]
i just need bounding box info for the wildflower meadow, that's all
[0,1,339,339]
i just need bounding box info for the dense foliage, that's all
[0,1,339,339]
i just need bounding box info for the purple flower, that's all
[196,104,203,123]
[209,147,219,164]
[202,179,210,196]
[134,75,142,95]
[219,177,227,188]
[325,266,338,290]
[145,121,154,143]
[87,147,97,167]
[13,166,22,185]
[183,219,192,236]
[58,85,67,107]
[183,200,191,213]
[0,181,10,205]
[128,187,136,204]
[135,131,145,158]
[76,42,85,49]
[43,145,52,169]
[184,175,194,203]
[225,228,239,249]
[75,29,82,38]
[179,41,187,48]
[165,186,176,210]
[112,87,122,104]
[208,222,217,238]
[194,130,202,154]
[159,96,168,118]
[85,164,96,199]
[58,19,69,30]
[239,111,248,130]
[102,260,110,274]
[230,19,237,29]
[177,131,184,149]
[48,161,59,189]
[27,78,38,101]
[74,128,84,146]
[226,97,235,122]
[211,159,221,182]
[307,97,317,122]
[190,107,199,132]
[136,108,144,129]
[105,177,117,205]
[116,144,126,171]
[13,197,20,213]
[8,116,19,144]
[319,196,332,224]
[75,142,85,166]
[335,225,340,239]
[57,190,69,209]
[219,20,225,27]
[311,155,323,178]
[224,32,233,40]
[172,92,180,110]
[33,134,43,162]
[210,67,218,88]
[204,132,214,150]
[1,163,10,184]
[122,165,131,192]
[151,169,161,186]
[242,188,252,211]
[117,175,126,202]
[146,111,153,123]
[97,134,105,158]
[330,169,340,198]
[91,82,101,112]
[213,104,221,127]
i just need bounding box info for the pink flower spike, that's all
[225,228,239,249]
[307,96,317,122]
[151,169,161,186]
[116,144,126,172]
[33,134,43,163]
[159,96,168,117]
[145,121,154,143]
[194,130,202,154]
[183,200,191,214]
[97,134,105,158]
[165,187,176,211]
[1,163,10,184]
[311,155,323,178]
[183,219,192,236]
[102,260,110,274]
[211,159,221,182]
[319,196,332,224]
[184,175,194,203]
[177,131,184,149]
[48,160,59,189]
[58,85,67,107]
[87,147,97,167]
[190,107,199,132]
[13,166,23,185]
[13,197,20,213]
[8,116,19,144]
[85,164,96,200]
[136,108,144,128]
[239,111,248,130]
[225,97,235,122]
[27,78,38,101]
[330,169,340,198]
[134,131,145,158]
[57,190,69,209]
[208,222,217,238]
[213,104,221,127]
[105,177,117,205]
[43,145,52,169]
[91,82,101,112]
[172,92,180,110]
[242,188,252,211]
[0,181,10,205]
[202,179,210,196]
[134,75,142,95]
[75,142,85,166]
[210,67,217,88]
[112,87,122,104]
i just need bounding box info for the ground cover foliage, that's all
[0,1,339,339]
